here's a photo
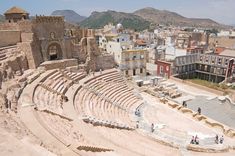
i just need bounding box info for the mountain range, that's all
[0,7,231,30]
[79,10,150,31]
[79,7,229,30]
[51,10,86,24]
[134,7,226,29]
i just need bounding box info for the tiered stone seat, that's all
[84,70,124,84]
[36,110,82,146]
[0,46,18,61]
[75,70,143,130]
[34,86,63,114]
[33,70,86,114]
[60,70,86,82]
[36,110,112,152]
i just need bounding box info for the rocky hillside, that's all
[134,7,228,29]
[51,10,86,24]
[80,10,150,31]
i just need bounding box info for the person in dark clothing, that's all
[151,123,155,133]
[194,135,199,145]
[220,135,224,144]
[136,121,139,129]
[197,107,201,115]
[182,101,187,107]
[190,136,195,144]
[215,134,219,144]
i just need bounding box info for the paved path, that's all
[137,92,234,155]
[0,127,56,156]
[167,79,217,98]
[187,96,235,129]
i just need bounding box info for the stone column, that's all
[60,40,67,59]
[41,42,48,61]
[42,49,48,61]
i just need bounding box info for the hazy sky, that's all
[1,0,235,25]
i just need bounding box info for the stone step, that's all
[180,147,191,156]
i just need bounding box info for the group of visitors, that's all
[190,135,199,145]
[215,135,224,144]
[182,101,202,115]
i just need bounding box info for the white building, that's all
[106,33,149,76]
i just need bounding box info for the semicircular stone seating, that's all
[75,70,143,130]
[32,69,111,152]
[33,69,86,114]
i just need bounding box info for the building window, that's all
[125,70,128,75]
[50,32,55,39]
[223,69,227,75]
[160,66,164,74]
[205,65,208,71]
[133,69,136,76]
[218,58,222,65]
[212,58,215,64]
[140,68,143,74]
[133,56,136,60]
[48,45,58,60]
[225,59,228,66]
[200,56,203,62]
[166,66,169,72]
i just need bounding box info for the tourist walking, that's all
[190,136,195,144]
[197,107,201,115]
[215,134,219,144]
[136,121,139,129]
[194,135,199,145]
[182,101,187,107]
[151,123,155,133]
[220,135,224,144]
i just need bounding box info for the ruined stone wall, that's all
[18,32,43,69]
[40,59,78,70]
[32,17,64,40]
[3,54,28,72]
[85,37,101,72]
[0,20,32,31]
[0,31,21,47]
[64,39,73,59]
[69,42,80,59]
[31,16,74,62]
[96,55,115,70]
[78,37,87,63]
[17,20,32,33]
[21,32,33,42]
[0,22,19,31]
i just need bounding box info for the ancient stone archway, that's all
[47,43,62,60]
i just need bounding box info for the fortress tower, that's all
[4,6,29,23]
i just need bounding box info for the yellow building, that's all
[119,49,149,76]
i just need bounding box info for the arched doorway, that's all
[47,43,62,60]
